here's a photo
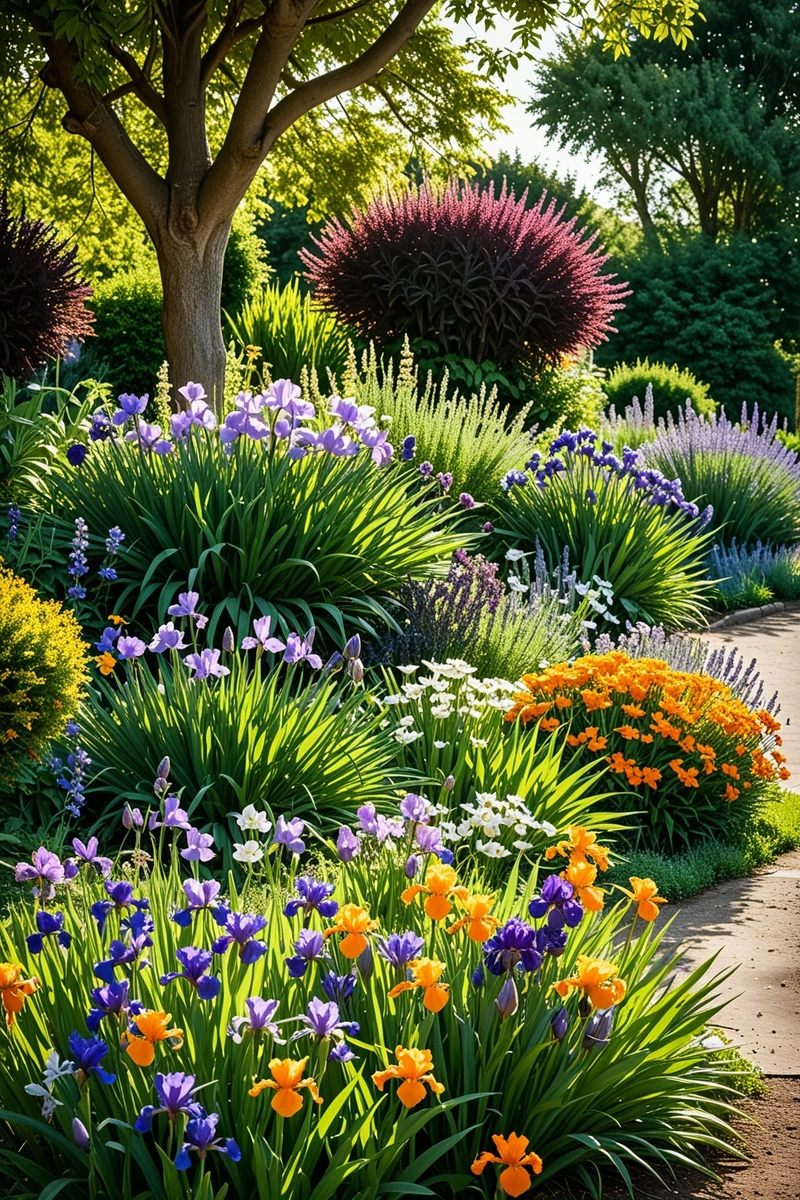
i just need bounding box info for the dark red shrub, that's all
[0,194,93,381]
[302,180,628,372]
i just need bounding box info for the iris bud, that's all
[495,974,519,1020]
[443,775,455,792]
[357,941,374,981]
[343,634,361,662]
[72,1117,90,1152]
[157,756,170,780]
[346,657,364,685]
[222,626,235,653]
[582,1006,614,1052]
[550,1005,569,1042]
[405,855,420,879]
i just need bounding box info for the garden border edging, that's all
[707,601,785,632]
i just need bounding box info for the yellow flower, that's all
[446,893,500,943]
[94,652,117,676]
[107,614,127,626]
[401,863,468,921]
[621,876,666,922]
[388,958,449,1012]
[372,1046,445,1108]
[122,1010,183,1067]
[0,962,38,1026]
[471,1132,543,1196]
[249,1057,322,1117]
[323,902,378,958]
[552,954,626,1010]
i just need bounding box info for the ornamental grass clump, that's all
[0,822,742,1199]
[707,540,800,608]
[0,563,88,779]
[48,380,465,643]
[302,180,628,374]
[506,650,788,851]
[495,428,713,629]
[641,402,800,548]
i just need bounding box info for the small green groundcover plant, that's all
[0,807,743,1200]
[603,359,716,424]
[0,561,88,779]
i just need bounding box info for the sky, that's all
[450,14,613,202]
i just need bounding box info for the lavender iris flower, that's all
[149,622,189,653]
[360,426,393,466]
[212,911,268,964]
[399,793,429,823]
[181,828,216,862]
[274,815,306,855]
[483,918,543,977]
[72,1117,90,1151]
[227,996,284,1043]
[184,648,230,681]
[116,636,147,660]
[495,974,519,1020]
[285,929,331,978]
[283,628,322,669]
[290,997,359,1044]
[405,855,420,878]
[528,875,584,931]
[112,393,148,425]
[124,421,172,454]
[15,847,65,901]
[70,837,113,879]
[26,910,71,954]
[67,1032,117,1085]
[241,615,286,653]
[167,591,209,630]
[151,795,191,831]
[335,825,361,862]
[356,803,404,843]
[174,1113,241,1171]
[172,879,221,927]
[284,877,338,920]
[160,947,221,1001]
[376,931,424,968]
[135,1071,205,1133]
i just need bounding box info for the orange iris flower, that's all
[552,954,626,1010]
[323,902,378,958]
[447,893,500,942]
[401,863,468,921]
[388,957,449,1012]
[471,1132,543,1197]
[563,856,604,912]
[621,876,666,922]
[123,1010,184,1066]
[0,962,38,1026]
[545,826,609,870]
[249,1057,323,1117]
[372,1046,445,1108]
[94,652,117,676]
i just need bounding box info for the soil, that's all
[567,1076,800,1200]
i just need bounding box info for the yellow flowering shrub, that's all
[506,651,787,849]
[0,562,89,778]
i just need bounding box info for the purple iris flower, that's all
[290,997,359,1043]
[212,911,268,964]
[528,875,584,931]
[283,628,322,669]
[112,393,148,425]
[181,828,216,862]
[15,847,65,901]
[167,591,209,630]
[26,910,71,954]
[285,929,331,978]
[149,622,188,653]
[284,878,338,920]
[356,803,404,843]
[135,1071,205,1133]
[336,825,361,863]
[415,823,447,857]
[94,909,153,983]
[160,947,221,1001]
[376,931,424,968]
[274,815,305,855]
[320,971,357,1005]
[360,426,393,466]
[71,837,113,878]
[401,434,416,461]
[66,443,87,466]
[227,997,284,1044]
[535,925,568,958]
[483,918,543,977]
[315,425,360,457]
[495,974,519,1020]
[172,879,221,927]
[124,421,172,454]
[116,636,147,660]
[241,615,285,654]
[399,793,429,823]
[471,964,485,989]
[86,980,141,1032]
[91,879,149,933]
[550,1006,570,1042]
[174,1113,241,1171]
[72,1117,90,1151]
[184,648,230,681]
[95,627,120,653]
[328,1042,356,1063]
[151,795,191,831]
[67,1032,117,1085]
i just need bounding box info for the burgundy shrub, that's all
[0,194,94,381]
[302,180,628,372]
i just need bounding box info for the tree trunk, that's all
[158,225,229,409]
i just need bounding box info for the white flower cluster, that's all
[574,576,619,630]
[231,803,271,863]
[438,791,557,859]
[382,659,517,742]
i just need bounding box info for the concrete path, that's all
[658,609,800,1075]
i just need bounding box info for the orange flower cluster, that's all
[506,653,787,814]
[545,826,610,912]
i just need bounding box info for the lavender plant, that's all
[707,541,800,607]
[601,384,659,453]
[641,403,800,547]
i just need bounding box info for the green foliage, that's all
[89,266,164,398]
[529,363,607,443]
[79,653,403,864]
[227,281,350,391]
[220,221,270,316]
[0,839,740,1200]
[495,449,713,630]
[604,359,716,423]
[47,424,466,644]
[0,563,88,779]
[346,343,534,502]
[768,557,800,600]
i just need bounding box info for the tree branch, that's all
[200,4,265,90]
[307,0,375,26]
[107,40,168,125]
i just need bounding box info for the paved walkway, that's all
[658,608,800,1075]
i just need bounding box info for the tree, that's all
[0,0,702,404]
